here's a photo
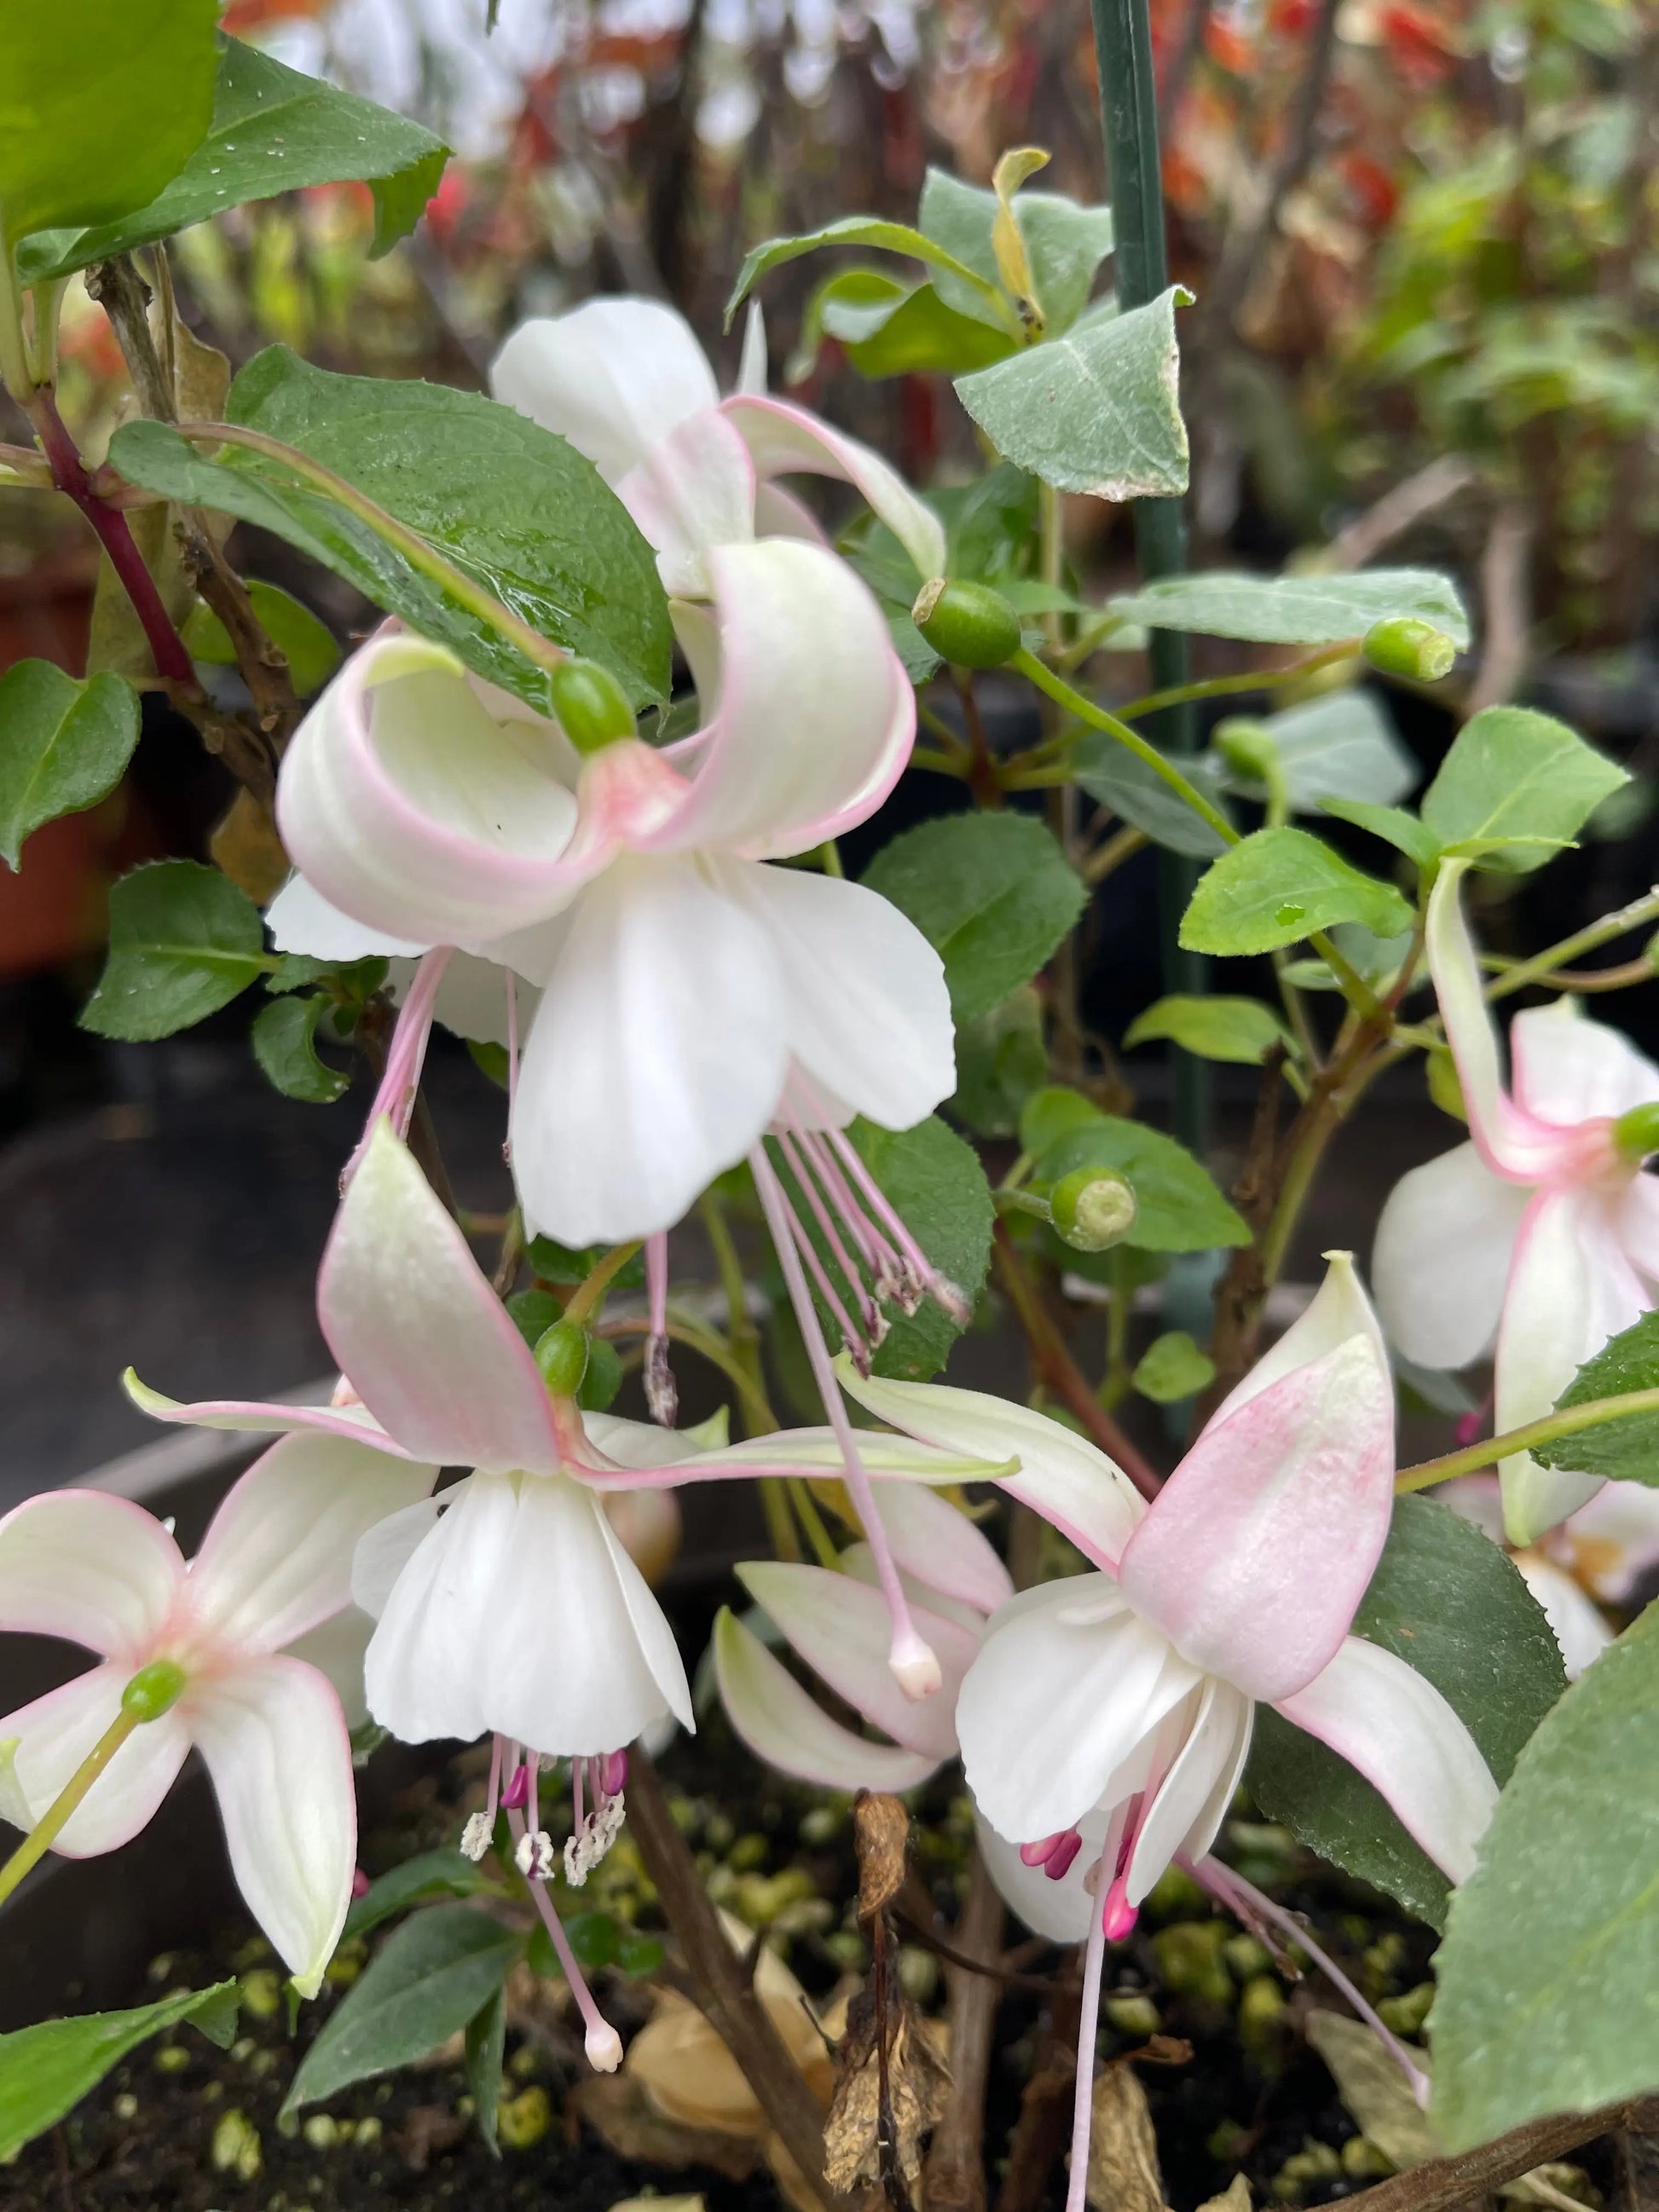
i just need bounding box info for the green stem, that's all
[0,222,33,401]
[1395,1387,1659,1493]
[1011,649,1238,847]
[1484,890,1659,1005]
[1110,644,1356,725]
[788,1478,843,1571]
[0,1708,138,1909]
[174,421,568,680]
[564,1242,644,1327]
[1081,823,1149,887]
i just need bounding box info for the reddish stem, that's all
[26,390,194,684]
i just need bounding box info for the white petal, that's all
[284,1606,375,1731]
[1510,1000,1659,1126]
[490,300,720,484]
[0,1490,183,1660]
[1,1665,190,1855]
[1615,1174,1659,1287]
[974,1808,1102,1943]
[188,1655,356,1996]
[618,408,756,594]
[267,873,428,959]
[956,1578,1201,1842]
[364,1472,691,1754]
[722,393,947,582]
[351,1493,447,1620]
[1514,1557,1613,1681]
[737,302,768,396]
[421,952,538,1049]
[186,1433,438,1655]
[509,853,787,1245]
[714,1608,939,1792]
[1274,1635,1498,1883]
[724,862,956,1132]
[863,1482,1014,1617]
[839,1367,1146,1573]
[1124,1679,1254,1904]
[1372,1143,1530,1371]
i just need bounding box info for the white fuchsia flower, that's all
[1373,860,1659,1544]
[0,1439,429,1993]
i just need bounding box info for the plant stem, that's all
[0,440,52,488]
[0,1708,139,1909]
[1081,823,1149,886]
[1336,2095,1659,2212]
[564,1242,645,1327]
[922,1844,1006,2212]
[1012,650,1237,846]
[1485,889,1659,1004]
[1109,643,1357,724]
[991,1220,1162,1499]
[1395,1387,1659,1493]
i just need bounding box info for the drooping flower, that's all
[0,1438,429,1993]
[1373,860,1659,1544]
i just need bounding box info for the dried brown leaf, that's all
[1195,2174,1251,2212]
[210,787,290,903]
[823,1990,951,2196]
[1084,2060,1170,2212]
[573,2072,759,2182]
[1305,2011,1439,2172]
[854,1793,910,1920]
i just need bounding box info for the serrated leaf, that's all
[1107,569,1471,649]
[81,861,266,1041]
[16,38,448,284]
[183,580,341,697]
[937,463,1040,583]
[1248,1497,1564,1930]
[1032,1116,1250,1250]
[1124,995,1292,1066]
[862,813,1085,1023]
[1431,1602,1659,2148]
[283,1906,520,2115]
[2,0,217,255]
[954,287,1189,500]
[1318,798,1440,867]
[108,344,672,712]
[0,1981,237,2162]
[1072,736,1232,858]
[1218,690,1419,811]
[1534,1309,1659,1484]
[0,662,141,869]
[251,993,350,1104]
[1419,707,1628,873]
[465,1984,507,2156]
[1132,1330,1216,1404]
[726,217,1009,331]
[949,985,1049,1138]
[1180,827,1415,956]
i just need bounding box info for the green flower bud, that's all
[1050,1165,1136,1252]
[535,1317,591,1397]
[910,577,1022,670]
[550,657,635,755]
[1213,717,1279,782]
[122,1658,188,1723]
[1615,1101,1659,1163]
[1362,617,1457,683]
[576,1334,623,1412]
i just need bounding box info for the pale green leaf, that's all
[917,168,1114,332]
[1179,827,1415,955]
[1318,798,1441,867]
[0,662,140,869]
[798,269,1014,380]
[1107,569,1471,649]
[726,217,1009,330]
[81,861,266,1041]
[1032,1116,1250,1251]
[953,287,1189,500]
[1217,690,1419,811]
[182,579,340,697]
[1124,995,1292,1065]
[1420,707,1628,873]
[0,1982,237,2162]
[250,994,350,1104]
[1072,736,1232,858]
[1132,1331,1216,1404]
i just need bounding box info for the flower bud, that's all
[1050,1165,1136,1252]
[550,657,635,754]
[1615,1101,1659,1163]
[535,1317,590,1397]
[911,577,1022,670]
[1362,617,1457,683]
[577,1335,623,1412]
[122,1658,188,1723]
[1213,718,1280,783]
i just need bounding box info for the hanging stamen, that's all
[506,1805,622,2071]
[822,1118,970,1322]
[752,1143,941,1700]
[774,1129,887,1349]
[460,1733,507,1862]
[644,1233,677,1425]
[770,1169,875,1374]
[564,1749,627,1886]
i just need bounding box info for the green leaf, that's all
[1431,1601,1659,2148]
[862,813,1085,1024]
[464,1984,506,2157]
[801,269,1015,379]
[0,662,140,869]
[1248,1497,1564,1931]
[15,37,448,286]
[1318,798,1441,867]
[1534,1309,1659,1484]
[1179,827,1415,956]
[1218,690,1419,811]
[917,168,1114,332]
[1107,569,1471,649]
[1032,1116,1250,1251]
[1124,995,1292,1065]
[0,1982,237,2162]
[1,0,218,256]
[250,995,350,1104]
[953,288,1190,500]
[182,580,341,698]
[1019,1084,1104,1158]
[949,985,1049,1139]
[938,463,1040,584]
[1132,1330,1216,1405]
[525,1236,645,1291]
[1071,736,1232,858]
[726,217,1009,331]
[1419,707,1628,873]
[81,861,266,1041]
[283,1906,520,2115]
[344,1849,500,1940]
[265,952,387,999]
[108,347,673,713]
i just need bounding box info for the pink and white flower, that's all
[0,1439,429,1993]
[1373,860,1659,1544]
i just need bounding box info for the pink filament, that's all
[506,1805,616,2057]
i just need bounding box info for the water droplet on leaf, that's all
[1274,901,1305,927]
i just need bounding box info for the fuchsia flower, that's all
[1373,861,1659,1544]
[0,1440,428,1993]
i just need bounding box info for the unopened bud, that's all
[911,577,1022,669]
[1615,1101,1659,1163]
[550,657,635,754]
[1050,1165,1136,1252]
[535,1317,590,1397]
[122,1658,188,1723]
[1214,717,1279,782]
[576,1334,623,1412]
[1363,617,1457,683]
